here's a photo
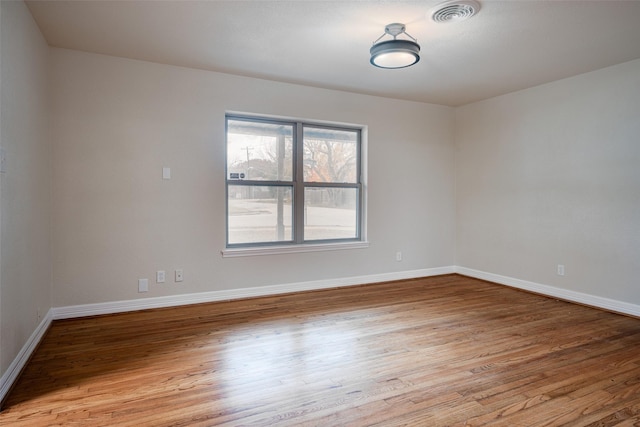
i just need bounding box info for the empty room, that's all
[1,0,639,425]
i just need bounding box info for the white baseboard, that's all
[0,309,52,408]
[455,266,640,317]
[52,266,456,320]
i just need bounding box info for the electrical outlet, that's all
[175,269,183,282]
[138,278,149,292]
[157,270,166,283]
[396,251,402,262]
[557,264,565,276]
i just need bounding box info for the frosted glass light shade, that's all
[370,40,420,69]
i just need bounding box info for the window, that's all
[226,115,364,249]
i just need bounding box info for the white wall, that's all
[0,1,52,374]
[456,59,640,305]
[50,48,456,307]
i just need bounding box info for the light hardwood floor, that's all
[1,274,640,426]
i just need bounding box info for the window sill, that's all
[221,241,369,258]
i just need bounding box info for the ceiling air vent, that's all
[431,0,481,23]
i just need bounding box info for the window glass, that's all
[304,187,358,241]
[303,127,358,183]
[227,119,293,182]
[227,185,293,244]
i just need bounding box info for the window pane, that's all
[228,186,293,244]
[303,127,358,183]
[304,187,358,241]
[227,119,293,181]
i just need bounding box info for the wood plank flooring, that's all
[1,274,640,426]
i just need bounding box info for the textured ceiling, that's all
[26,0,640,106]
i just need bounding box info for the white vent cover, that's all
[431,0,481,23]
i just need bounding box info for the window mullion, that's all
[302,182,360,189]
[294,123,305,243]
[227,180,292,187]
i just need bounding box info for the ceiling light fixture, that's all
[431,0,481,23]
[370,23,420,69]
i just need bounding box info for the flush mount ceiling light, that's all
[431,0,481,23]
[370,23,420,69]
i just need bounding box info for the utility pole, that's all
[243,146,253,198]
